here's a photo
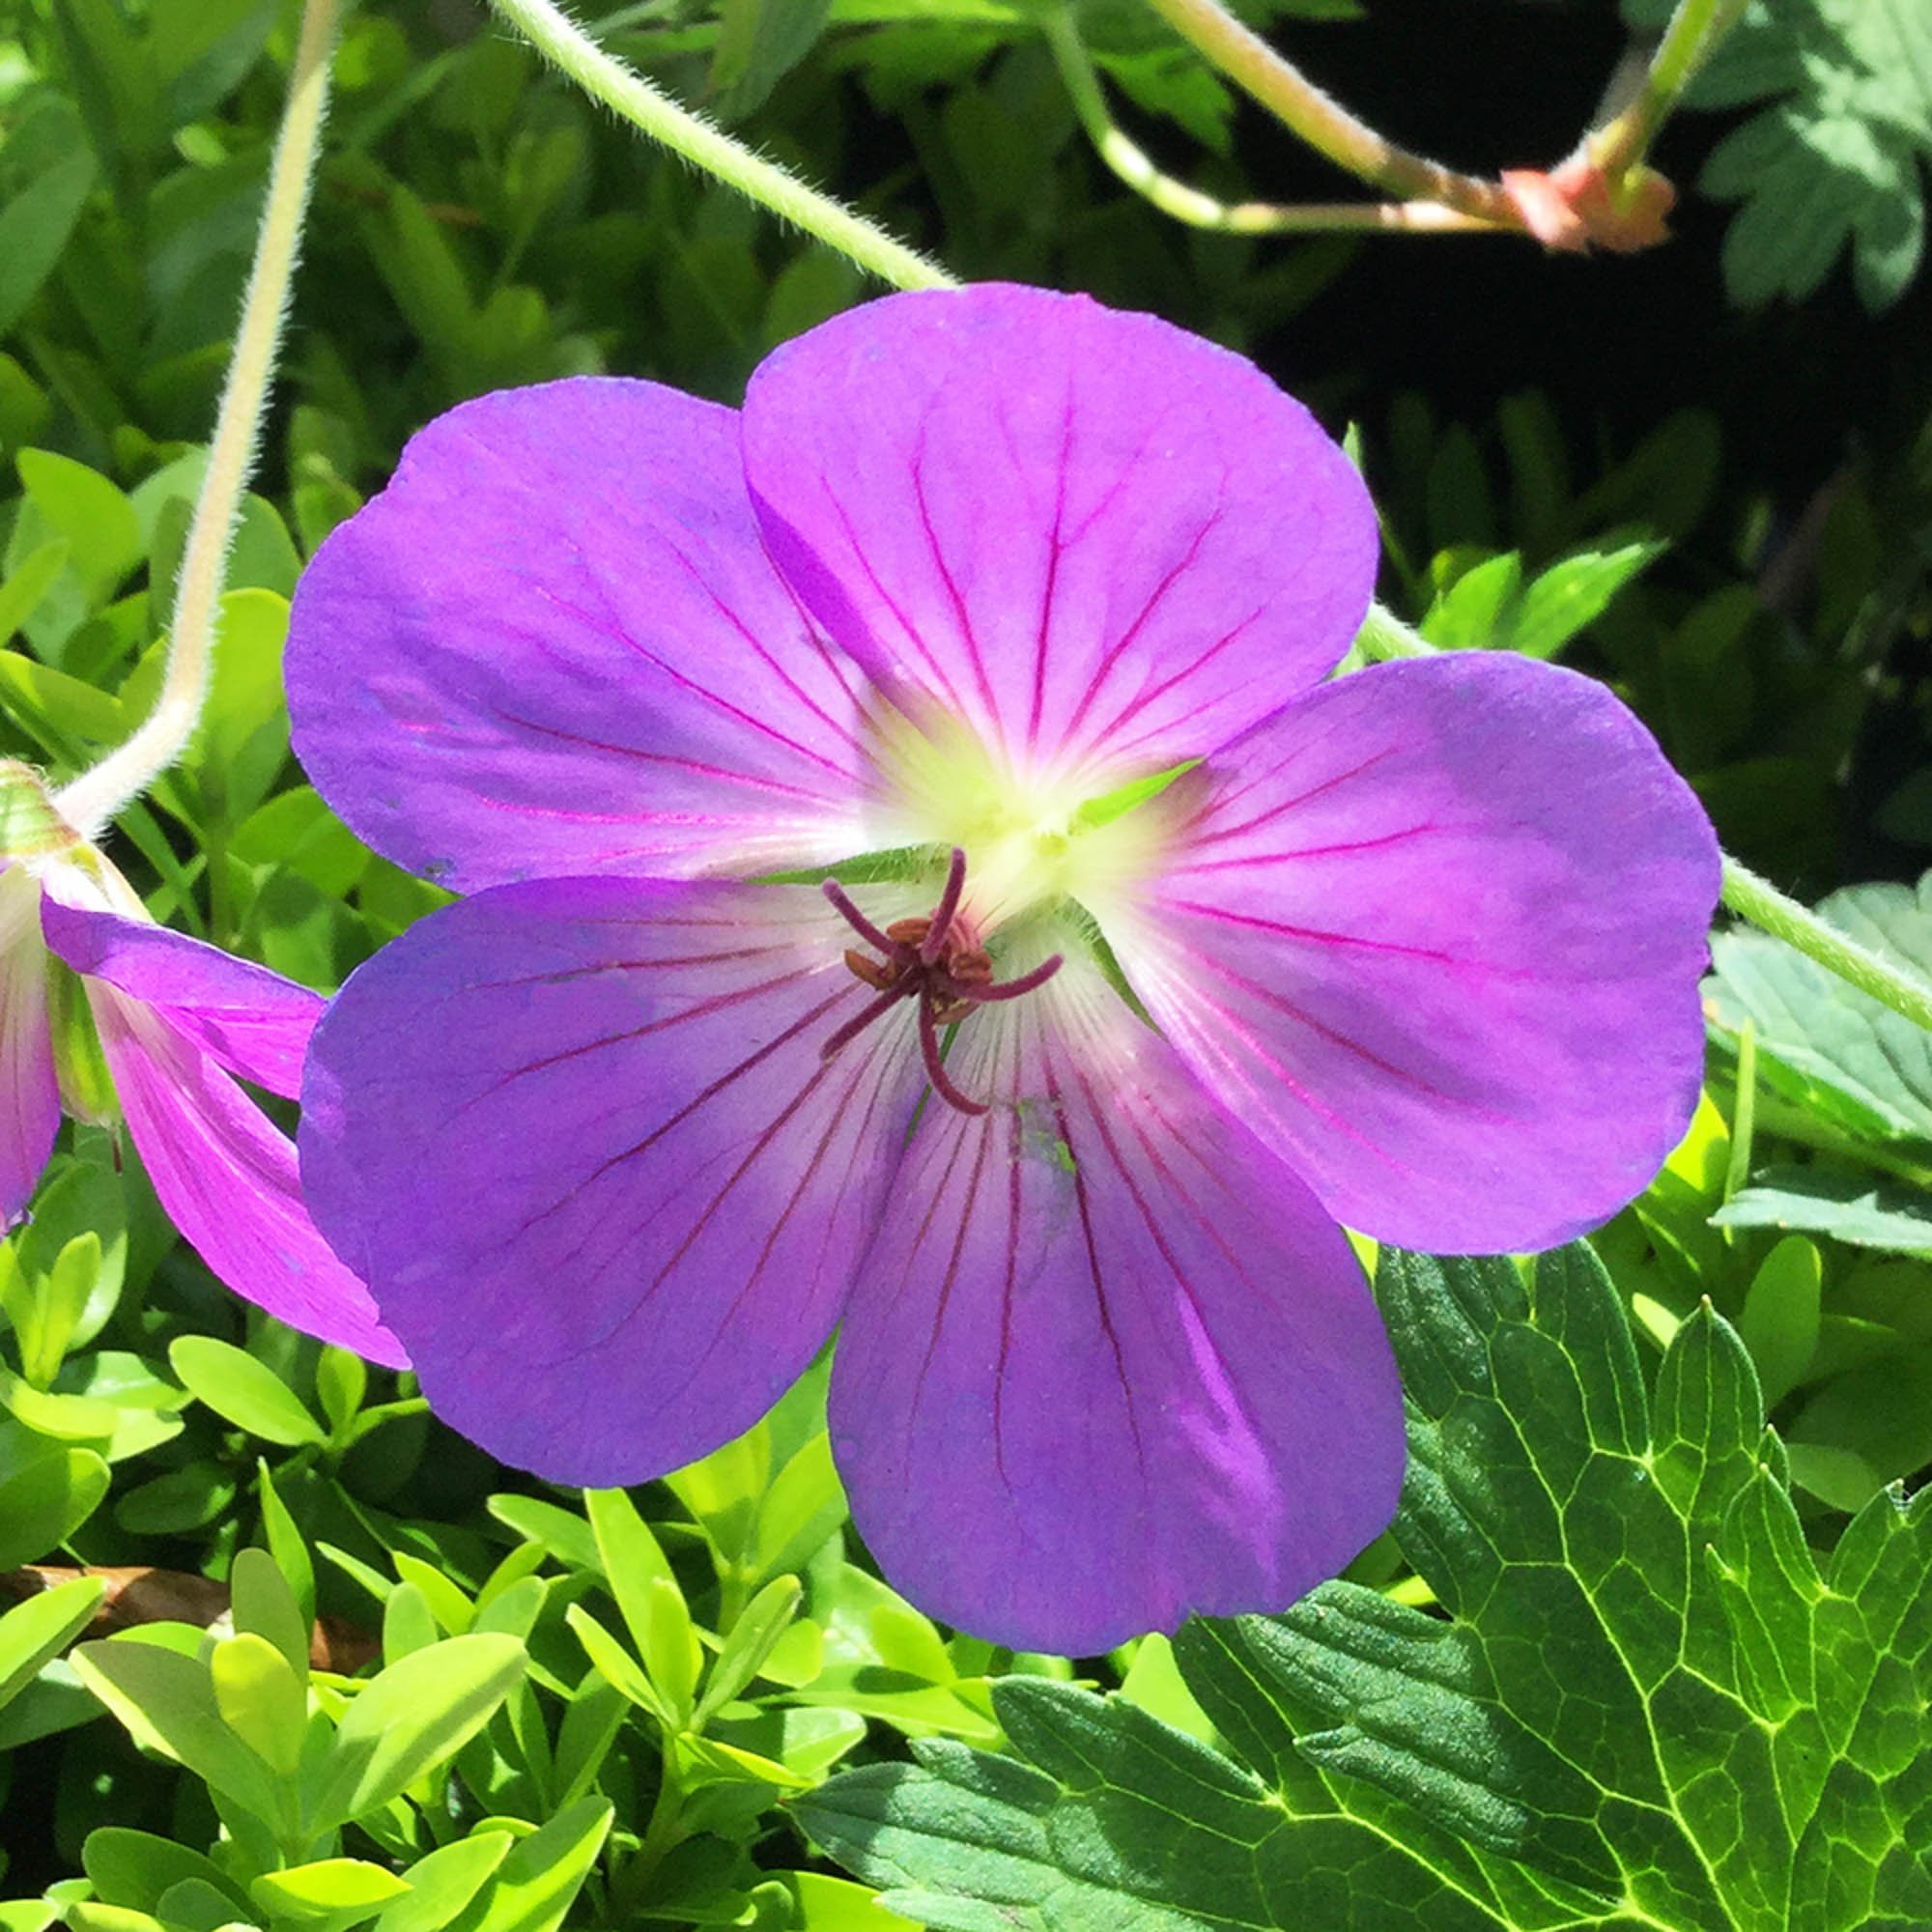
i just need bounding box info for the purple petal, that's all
[42,893,320,1098]
[0,867,59,1225]
[1103,653,1721,1254]
[299,875,924,1485]
[86,985,405,1366]
[831,962,1404,1655]
[287,380,874,894]
[742,285,1376,790]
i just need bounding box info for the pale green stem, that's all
[1138,0,1519,225]
[55,0,345,839]
[1045,12,1505,237]
[1718,861,1932,1036]
[1592,0,1750,178]
[1721,1018,1755,1208]
[486,0,955,293]
[1352,602,1932,1037]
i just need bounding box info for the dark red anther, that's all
[819,847,1063,1115]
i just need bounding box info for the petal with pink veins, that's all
[299,874,926,1486]
[42,892,321,1098]
[831,957,1404,1656]
[743,284,1377,792]
[87,985,406,1366]
[287,380,875,893]
[0,865,59,1225]
[1098,653,1721,1256]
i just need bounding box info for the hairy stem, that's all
[1592,0,1750,178]
[1046,12,1504,235]
[487,0,955,292]
[1138,0,1518,223]
[1718,862,1932,1036]
[56,0,345,838]
[1352,604,1932,1037]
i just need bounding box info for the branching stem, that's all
[1137,0,1519,224]
[1044,12,1505,236]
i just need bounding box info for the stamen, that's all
[918,997,988,1116]
[822,876,895,954]
[949,952,1064,1004]
[920,846,969,963]
[816,847,1061,1115]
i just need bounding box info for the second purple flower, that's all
[287,285,1719,1653]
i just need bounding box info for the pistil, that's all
[819,847,1063,1115]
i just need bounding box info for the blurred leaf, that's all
[712,0,834,117]
[1738,1235,1823,1406]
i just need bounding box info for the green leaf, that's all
[0,152,97,340]
[306,1633,526,1833]
[798,1243,1932,1929]
[0,1441,111,1568]
[1716,1167,1932,1253]
[439,1798,611,1932]
[711,0,834,116]
[373,1835,513,1932]
[168,1335,326,1445]
[1627,0,1932,310]
[82,1829,246,1915]
[1705,867,1932,1146]
[584,1487,697,1723]
[210,1631,306,1776]
[1507,535,1663,660]
[71,1635,282,1822]
[251,1862,412,1927]
[231,1545,311,1679]
[697,1575,803,1721]
[0,1575,104,1710]
[1739,1234,1823,1406]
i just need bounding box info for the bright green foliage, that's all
[794,1245,1932,1930]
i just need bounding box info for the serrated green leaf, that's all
[1631,0,1932,309]
[800,1243,1932,1928]
[1716,1167,1932,1253]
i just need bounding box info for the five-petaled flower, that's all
[0,760,402,1367]
[288,285,1719,1653]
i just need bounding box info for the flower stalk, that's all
[1136,0,1520,226]
[485,0,956,294]
[1591,0,1750,181]
[1352,602,1932,1037]
[1044,10,1505,237]
[55,0,346,840]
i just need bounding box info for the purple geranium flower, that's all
[288,285,1719,1653]
[1,760,402,1366]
